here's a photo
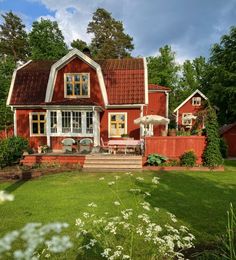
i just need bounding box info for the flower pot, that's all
[168,129,176,136]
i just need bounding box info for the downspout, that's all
[12,107,17,136]
[165,91,169,132]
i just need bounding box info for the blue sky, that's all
[1,0,236,63]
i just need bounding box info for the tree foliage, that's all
[71,39,88,52]
[87,8,134,59]
[203,106,223,167]
[205,26,236,125]
[29,19,68,60]
[0,11,29,62]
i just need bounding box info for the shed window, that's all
[65,73,89,98]
[192,97,201,106]
[182,113,193,126]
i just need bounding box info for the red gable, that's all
[9,55,145,106]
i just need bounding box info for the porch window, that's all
[182,113,192,126]
[86,112,93,134]
[50,111,57,133]
[65,73,89,98]
[62,111,71,133]
[109,113,127,137]
[31,112,46,135]
[72,112,82,133]
[192,97,201,106]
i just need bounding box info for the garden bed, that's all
[143,165,225,171]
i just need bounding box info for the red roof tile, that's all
[220,122,236,135]
[10,58,145,106]
[148,84,171,91]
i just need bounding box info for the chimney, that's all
[82,47,91,58]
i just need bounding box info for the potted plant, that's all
[168,129,176,136]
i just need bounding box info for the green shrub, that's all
[0,136,29,168]
[180,150,197,167]
[147,153,168,166]
[220,138,228,158]
[203,106,223,167]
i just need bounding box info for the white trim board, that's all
[173,89,208,113]
[45,48,108,106]
[143,57,149,105]
[7,60,32,106]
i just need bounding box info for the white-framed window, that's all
[86,112,93,134]
[62,111,71,133]
[50,111,57,133]
[72,111,82,133]
[109,112,127,137]
[182,113,193,126]
[30,112,46,136]
[64,73,90,98]
[192,97,201,106]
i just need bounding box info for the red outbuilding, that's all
[7,49,170,152]
[220,123,236,157]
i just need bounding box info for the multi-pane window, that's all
[62,111,71,133]
[50,111,57,133]
[65,73,89,97]
[31,112,46,135]
[192,97,201,106]
[109,113,127,137]
[72,112,82,133]
[182,113,192,126]
[86,112,93,134]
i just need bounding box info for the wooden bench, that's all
[108,139,142,154]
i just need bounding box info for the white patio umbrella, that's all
[134,115,170,125]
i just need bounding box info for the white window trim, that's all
[192,97,201,106]
[108,112,127,138]
[29,112,47,137]
[64,73,90,98]
[48,110,94,137]
[182,113,193,126]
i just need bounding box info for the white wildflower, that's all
[101,248,112,257]
[123,255,130,259]
[46,235,72,253]
[114,201,120,206]
[83,212,90,218]
[129,188,141,193]
[0,191,14,203]
[114,175,120,180]
[99,177,105,180]
[88,202,97,208]
[108,181,115,186]
[152,176,160,184]
[75,218,84,227]
[167,212,178,223]
[140,202,151,211]
[154,207,160,212]
[136,177,144,181]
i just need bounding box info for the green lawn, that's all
[0,161,236,258]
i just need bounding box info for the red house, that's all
[7,49,170,152]
[174,89,208,130]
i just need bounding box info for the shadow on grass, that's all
[224,159,236,170]
[4,180,27,193]
[137,170,236,244]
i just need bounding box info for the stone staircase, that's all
[83,155,143,172]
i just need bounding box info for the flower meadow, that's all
[0,173,195,259]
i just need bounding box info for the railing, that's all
[145,136,206,163]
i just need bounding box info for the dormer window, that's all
[192,97,201,106]
[65,73,90,98]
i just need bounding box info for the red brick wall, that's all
[52,57,104,106]
[222,125,236,157]
[145,136,206,164]
[100,108,141,142]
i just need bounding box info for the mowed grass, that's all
[0,160,235,251]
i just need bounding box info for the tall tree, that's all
[205,26,236,125]
[87,8,134,59]
[147,45,179,88]
[0,11,29,62]
[29,19,68,60]
[71,39,88,52]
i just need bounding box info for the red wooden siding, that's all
[52,57,104,106]
[178,93,205,127]
[145,91,167,135]
[145,136,206,163]
[222,125,236,157]
[16,109,47,150]
[100,108,141,142]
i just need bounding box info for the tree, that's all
[147,45,179,88]
[29,19,68,60]
[203,105,223,167]
[0,11,29,62]
[71,39,88,52]
[205,26,236,125]
[87,8,134,59]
